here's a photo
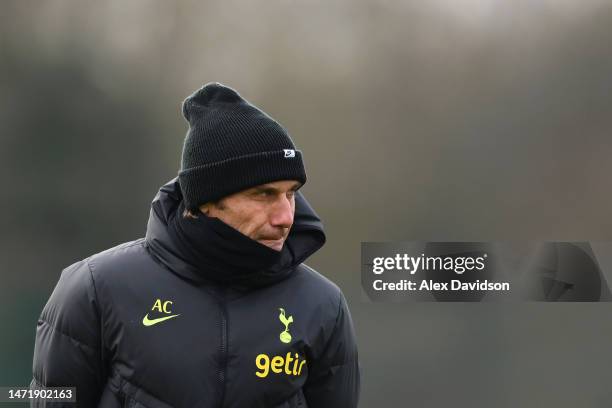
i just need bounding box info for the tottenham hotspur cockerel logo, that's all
[278,308,293,343]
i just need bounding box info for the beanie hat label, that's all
[283,149,296,158]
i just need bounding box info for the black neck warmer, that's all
[167,202,296,288]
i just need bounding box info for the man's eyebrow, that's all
[252,186,277,193]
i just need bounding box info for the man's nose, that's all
[269,196,294,228]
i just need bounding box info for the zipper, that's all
[120,390,131,408]
[218,288,228,408]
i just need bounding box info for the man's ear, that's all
[199,203,211,215]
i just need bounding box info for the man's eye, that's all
[286,191,295,199]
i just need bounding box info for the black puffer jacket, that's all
[31,178,360,407]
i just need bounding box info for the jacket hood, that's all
[144,177,326,287]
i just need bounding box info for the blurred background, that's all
[2,0,612,407]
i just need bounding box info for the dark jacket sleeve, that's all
[303,292,361,407]
[31,259,107,407]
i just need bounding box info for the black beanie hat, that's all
[178,82,307,212]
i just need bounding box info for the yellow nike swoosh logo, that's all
[142,313,180,327]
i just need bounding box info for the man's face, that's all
[199,180,302,251]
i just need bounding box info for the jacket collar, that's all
[144,177,326,288]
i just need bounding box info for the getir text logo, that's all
[255,307,306,378]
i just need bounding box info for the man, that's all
[31,83,360,407]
